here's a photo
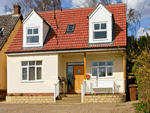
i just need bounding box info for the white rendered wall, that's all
[7,54,58,93]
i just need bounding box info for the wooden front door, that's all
[74,66,84,93]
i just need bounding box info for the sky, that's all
[0,0,150,38]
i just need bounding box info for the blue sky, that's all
[0,0,150,38]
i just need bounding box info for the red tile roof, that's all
[6,4,126,53]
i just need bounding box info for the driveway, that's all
[0,100,138,113]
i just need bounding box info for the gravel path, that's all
[0,100,138,113]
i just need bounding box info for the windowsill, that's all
[93,38,108,41]
[26,43,40,45]
[21,80,44,83]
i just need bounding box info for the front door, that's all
[67,63,84,93]
[74,66,84,93]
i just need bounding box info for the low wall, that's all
[83,94,126,103]
[6,96,54,103]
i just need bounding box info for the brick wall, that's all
[6,96,54,103]
[83,94,126,103]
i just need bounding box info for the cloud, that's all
[137,27,150,39]
[122,0,150,19]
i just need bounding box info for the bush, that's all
[19,93,23,96]
[9,94,14,96]
[134,102,148,113]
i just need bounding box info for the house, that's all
[6,3,126,103]
[0,4,22,96]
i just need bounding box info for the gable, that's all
[88,4,112,19]
[23,10,43,26]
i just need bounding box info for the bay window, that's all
[91,61,113,77]
[21,61,42,81]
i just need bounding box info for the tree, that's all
[4,0,62,16]
[126,34,150,113]
[126,8,141,37]
[79,0,122,7]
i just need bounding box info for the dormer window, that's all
[93,23,107,39]
[66,24,75,33]
[27,28,39,44]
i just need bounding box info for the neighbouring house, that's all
[0,4,23,96]
[6,3,126,103]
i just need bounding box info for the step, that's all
[56,100,81,103]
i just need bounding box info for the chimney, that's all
[13,3,21,15]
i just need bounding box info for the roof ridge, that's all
[38,3,126,14]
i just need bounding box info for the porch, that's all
[54,51,126,103]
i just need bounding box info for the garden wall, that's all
[6,96,54,103]
[83,94,126,103]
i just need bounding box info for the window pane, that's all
[94,31,107,39]
[107,67,113,76]
[99,62,105,66]
[29,67,35,80]
[28,29,32,34]
[22,61,28,66]
[92,68,97,77]
[27,36,39,43]
[78,69,81,75]
[94,24,99,30]
[101,23,106,29]
[107,61,113,66]
[36,61,42,65]
[37,67,41,80]
[34,28,38,34]
[99,67,106,77]
[91,62,98,66]
[22,68,27,80]
[29,61,35,65]
[67,25,74,31]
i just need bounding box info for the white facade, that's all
[88,4,113,44]
[7,54,58,93]
[23,10,49,48]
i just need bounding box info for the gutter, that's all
[6,47,126,56]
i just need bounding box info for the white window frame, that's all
[21,61,43,82]
[91,61,114,78]
[93,22,108,41]
[26,27,40,44]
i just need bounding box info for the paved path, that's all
[0,100,138,113]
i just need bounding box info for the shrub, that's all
[19,93,23,96]
[9,94,14,96]
[134,102,147,113]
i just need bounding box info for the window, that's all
[27,28,39,43]
[21,61,42,81]
[91,61,113,77]
[93,23,107,39]
[66,24,75,33]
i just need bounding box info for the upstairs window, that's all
[27,28,39,43]
[93,23,107,39]
[66,24,75,33]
